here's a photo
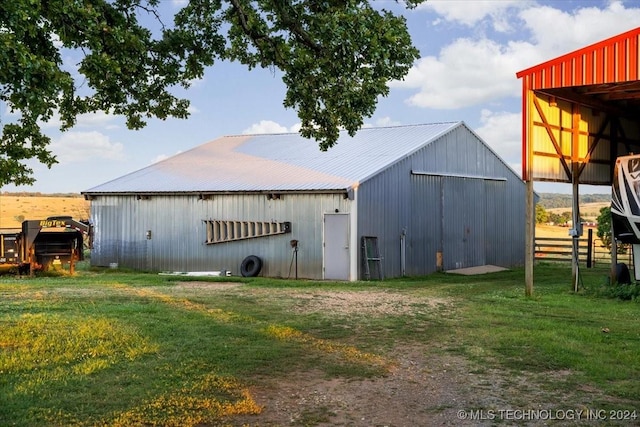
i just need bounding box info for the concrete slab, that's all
[445,265,508,275]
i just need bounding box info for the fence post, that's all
[586,228,593,268]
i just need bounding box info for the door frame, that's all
[322,213,351,280]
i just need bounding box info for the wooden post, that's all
[586,228,593,268]
[571,103,581,293]
[525,179,534,297]
[611,221,618,285]
[523,79,534,297]
[572,164,580,292]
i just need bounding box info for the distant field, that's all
[0,194,89,229]
[535,223,599,238]
[546,201,608,220]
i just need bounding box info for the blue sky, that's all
[3,0,640,194]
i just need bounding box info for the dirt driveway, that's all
[167,282,601,427]
[237,347,484,426]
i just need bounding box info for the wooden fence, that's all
[535,229,633,267]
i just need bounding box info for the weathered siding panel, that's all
[441,177,487,270]
[90,193,350,279]
[357,158,413,279]
[408,174,441,275]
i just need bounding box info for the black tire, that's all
[241,255,263,277]
[615,262,631,284]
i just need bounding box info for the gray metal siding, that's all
[485,179,520,267]
[356,125,527,278]
[357,159,412,279]
[442,177,487,270]
[90,193,351,279]
[408,174,442,275]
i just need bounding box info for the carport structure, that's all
[517,27,640,295]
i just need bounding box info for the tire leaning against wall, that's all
[240,255,263,277]
[615,262,631,284]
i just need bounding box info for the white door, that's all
[323,214,350,280]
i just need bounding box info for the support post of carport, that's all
[524,82,535,297]
[571,105,582,292]
[571,166,580,292]
[525,179,534,297]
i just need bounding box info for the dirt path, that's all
[168,282,611,427]
[233,348,614,427]
[234,347,483,427]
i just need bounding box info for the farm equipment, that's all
[0,216,92,275]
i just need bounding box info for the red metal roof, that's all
[516,27,640,89]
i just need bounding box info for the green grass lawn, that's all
[0,263,638,426]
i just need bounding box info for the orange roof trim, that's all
[516,27,640,90]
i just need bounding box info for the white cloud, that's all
[242,120,297,134]
[397,1,640,110]
[38,111,63,129]
[395,38,538,109]
[419,0,529,31]
[152,154,170,164]
[50,131,124,163]
[474,109,521,166]
[76,111,120,129]
[151,151,182,164]
[363,117,402,128]
[375,117,402,127]
[519,1,640,54]
[39,110,120,130]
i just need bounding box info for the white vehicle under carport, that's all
[611,154,640,283]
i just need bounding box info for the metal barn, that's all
[82,122,527,280]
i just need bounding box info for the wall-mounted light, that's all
[549,96,557,107]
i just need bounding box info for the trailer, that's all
[0,216,92,275]
[611,154,640,283]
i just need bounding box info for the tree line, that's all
[1,192,84,198]
[537,193,610,209]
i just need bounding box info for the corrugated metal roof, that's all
[83,122,462,194]
[516,27,640,89]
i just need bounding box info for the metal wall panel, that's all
[441,177,486,270]
[89,193,351,279]
[356,125,527,277]
[408,174,442,275]
[358,158,415,279]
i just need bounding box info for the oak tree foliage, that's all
[0,0,424,186]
